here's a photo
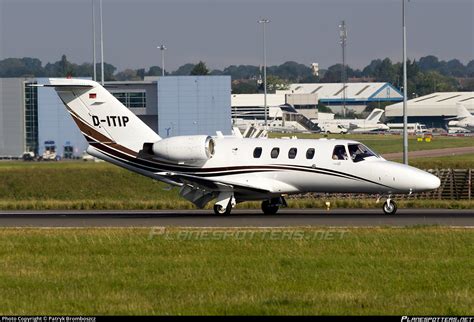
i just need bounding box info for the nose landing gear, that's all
[382,198,397,215]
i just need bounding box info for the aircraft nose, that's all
[416,172,440,192]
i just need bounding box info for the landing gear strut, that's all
[382,198,397,215]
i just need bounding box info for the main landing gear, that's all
[213,192,235,215]
[212,196,287,216]
[213,204,232,215]
[261,197,287,215]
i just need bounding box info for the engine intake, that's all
[151,135,215,163]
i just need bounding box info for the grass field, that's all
[0,227,472,315]
[0,157,473,210]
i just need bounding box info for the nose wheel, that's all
[382,199,397,215]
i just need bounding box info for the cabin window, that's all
[271,148,280,159]
[306,148,315,159]
[288,148,297,159]
[348,144,378,162]
[253,147,262,158]
[332,145,348,160]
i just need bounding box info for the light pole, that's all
[157,45,166,76]
[402,0,408,165]
[339,20,347,118]
[92,0,96,81]
[99,0,104,85]
[258,18,270,128]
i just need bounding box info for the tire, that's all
[382,200,397,215]
[213,204,232,215]
[261,200,279,215]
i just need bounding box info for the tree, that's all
[115,69,141,81]
[268,61,315,82]
[146,66,164,76]
[466,60,474,77]
[232,80,258,94]
[190,61,209,75]
[418,55,440,71]
[222,65,259,79]
[59,54,73,76]
[172,63,196,76]
[414,70,457,96]
[0,57,44,77]
[264,75,289,92]
[362,59,382,77]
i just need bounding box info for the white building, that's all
[277,82,403,114]
[385,92,474,128]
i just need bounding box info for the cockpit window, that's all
[332,145,348,160]
[348,144,379,162]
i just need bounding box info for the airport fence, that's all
[296,169,473,200]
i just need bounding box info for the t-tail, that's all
[456,103,472,119]
[35,78,161,157]
[365,108,384,123]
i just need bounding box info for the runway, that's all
[0,209,473,227]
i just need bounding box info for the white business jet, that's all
[446,104,474,133]
[317,109,389,133]
[35,79,440,215]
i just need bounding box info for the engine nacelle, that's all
[152,135,215,163]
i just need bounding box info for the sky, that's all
[1,0,473,72]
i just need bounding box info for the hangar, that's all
[277,82,403,114]
[385,92,474,128]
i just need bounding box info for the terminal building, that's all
[385,92,474,128]
[0,76,231,158]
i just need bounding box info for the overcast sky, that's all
[1,0,473,72]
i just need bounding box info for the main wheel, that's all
[261,200,279,215]
[213,204,232,215]
[382,199,397,215]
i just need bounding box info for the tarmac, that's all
[0,209,472,227]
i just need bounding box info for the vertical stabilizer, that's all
[40,78,161,153]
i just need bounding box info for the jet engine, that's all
[152,135,215,163]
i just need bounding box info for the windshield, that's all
[348,144,379,162]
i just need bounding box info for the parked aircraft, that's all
[447,104,474,132]
[34,79,440,215]
[316,109,389,133]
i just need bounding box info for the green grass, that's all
[0,161,177,201]
[0,227,472,315]
[394,153,474,169]
[269,133,474,154]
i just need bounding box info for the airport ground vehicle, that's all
[387,123,428,135]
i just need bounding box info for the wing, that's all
[156,171,273,209]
